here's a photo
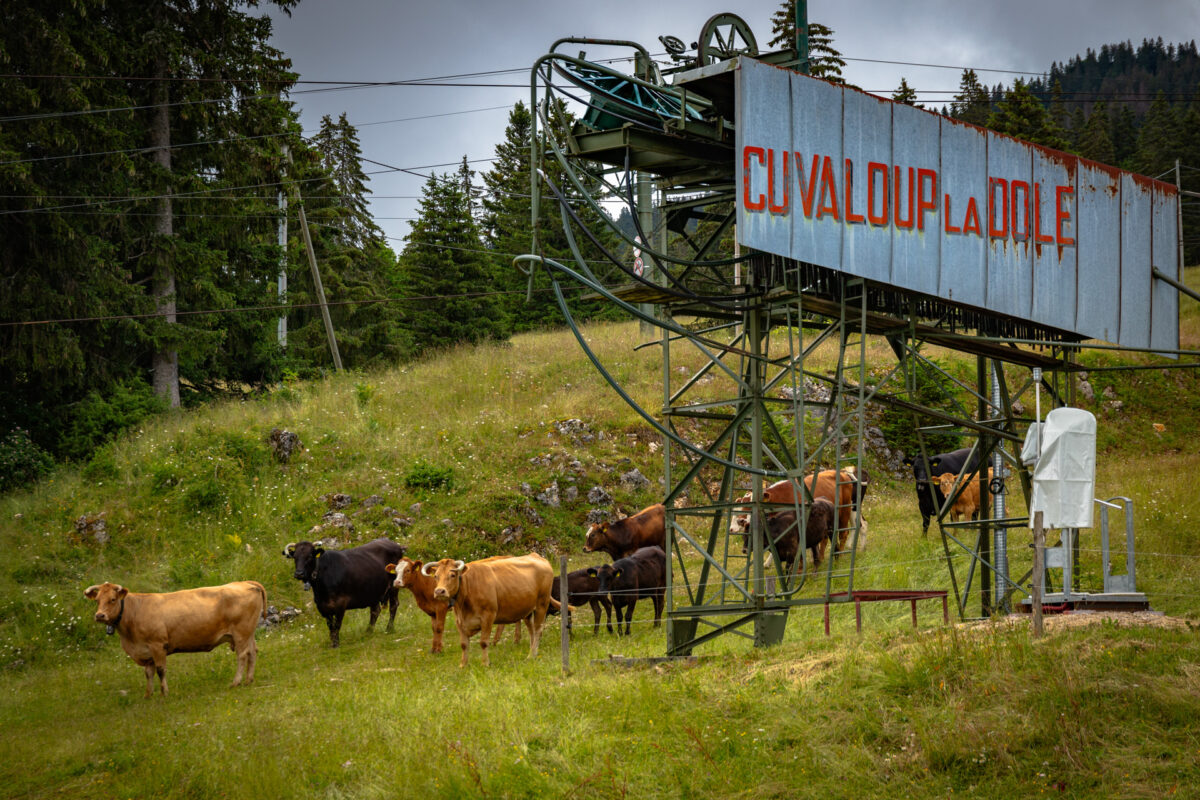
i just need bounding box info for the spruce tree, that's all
[285,121,405,372]
[1132,93,1182,178]
[950,69,992,126]
[397,164,508,354]
[1076,102,1117,164]
[0,0,299,459]
[480,101,622,332]
[768,3,848,84]
[986,80,1070,150]
[892,78,921,107]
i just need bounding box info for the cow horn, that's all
[84,584,101,599]
[420,561,436,576]
[283,542,296,557]
[454,560,465,571]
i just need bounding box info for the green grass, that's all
[2,287,1200,798]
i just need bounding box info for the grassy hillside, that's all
[2,274,1200,799]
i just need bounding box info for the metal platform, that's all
[1019,593,1150,613]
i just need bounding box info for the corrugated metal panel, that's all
[735,57,1180,351]
[1119,173,1152,348]
[1151,184,1180,352]
[1031,149,1077,329]
[939,117,988,309]
[891,102,941,294]
[790,73,843,271]
[842,91,892,283]
[735,62,789,260]
[1074,160,1122,343]
[985,131,1034,322]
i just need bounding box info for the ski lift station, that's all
[519,10,1187,654]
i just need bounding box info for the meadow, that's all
[2,274,1200,799]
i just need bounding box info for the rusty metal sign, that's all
[736,57,1180,350]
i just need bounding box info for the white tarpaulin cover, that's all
[1030,408,1097,528]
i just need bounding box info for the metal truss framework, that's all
[523,22,1193,655]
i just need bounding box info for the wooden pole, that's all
[1032,510,1044,638]
[560,555,570,676]
[285,148,343,373]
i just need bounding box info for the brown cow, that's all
[583,503,665,559]
[385,555,521,654]
[938,469,998,522]
[84,581,266,697]
[739,498,837,572]
[731,469,868,552]
[425,553,560,667]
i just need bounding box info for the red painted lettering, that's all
[844,159,865,223]
[988,178,1009,238]
[1011,180,1030,241]
[795,153,820,218]
[944,195,962,234]
[916,168,938,230]
[894,166,915,229]
[1055,186,1075,245]
[767,149,789,214]
[1033,183,1054,244]
[867,162,889,225]
[816,156,840,220]
[743,147,765,211]
[962,197,982,236]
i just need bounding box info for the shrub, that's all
[0,428,54,493]
[404,459,454,491]
[57,378,165,462]
[878,356,963,459]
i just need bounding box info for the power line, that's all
[0,271,610,329]
[844,55,1048,76]
[0,157,502,216]
[0,104,513,168]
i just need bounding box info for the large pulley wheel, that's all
[696,13,758,66]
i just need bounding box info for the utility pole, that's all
[277,177,288,348]
[285,147,343,372]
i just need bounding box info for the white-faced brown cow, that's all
[424,553,559,667]
[84,580,266,697]
[385,555,522,655]
[583,503,666,559]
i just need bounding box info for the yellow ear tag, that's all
[315,552,322,558]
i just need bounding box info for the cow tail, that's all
[548,596,577,613]
[253,580,268,620]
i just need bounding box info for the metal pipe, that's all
[991,361,1009,612]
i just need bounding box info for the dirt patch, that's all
[982,610,1194,633]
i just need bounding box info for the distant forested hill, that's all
[1031,39,1200,117]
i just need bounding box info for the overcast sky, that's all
[268,0,1199,248]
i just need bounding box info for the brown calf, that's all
[937,469,997,522]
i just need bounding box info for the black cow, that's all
[737,498,836,571]
[587,546,665,636]
[282,537,405,647]
[546,569,614,635]
[904,447,982,534]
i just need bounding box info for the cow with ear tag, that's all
[282,536,405,647]
[84,580,266,697]
[425,553,560,667]
[586,546,665,636]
